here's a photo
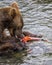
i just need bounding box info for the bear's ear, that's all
[11,2,21,15]
[11,2,19,9]
[9,8,17,18]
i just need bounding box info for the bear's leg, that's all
[9,28,14,36]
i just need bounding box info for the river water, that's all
[0,0,52,65]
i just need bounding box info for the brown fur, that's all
[0,2,24,41]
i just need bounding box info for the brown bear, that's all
[0,2,43,55]
[0,2,24,42]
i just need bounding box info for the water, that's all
[0,0,52,65]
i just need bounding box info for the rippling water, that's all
[0,0,52,65]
